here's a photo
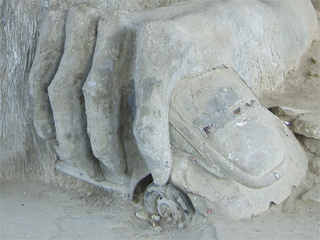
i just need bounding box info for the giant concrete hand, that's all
[29,0,317,218]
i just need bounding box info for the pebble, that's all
[154,226,164,233]
[178,223,184,229]
[152,215,160,222]
[135,210,149,220]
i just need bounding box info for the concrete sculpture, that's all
[28,0,318,220]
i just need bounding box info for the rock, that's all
[301,137,320,155]
[0,0,60,181]
[152,215,160,222]
[301,187,320,204]
[268,106,303,123]
[178,222,184,229]
[153,226,164,233]
[308,63,320,77]
[291,113,320,140]
[309,156,320,177]
[135,210,149,220]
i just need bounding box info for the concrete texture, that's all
[1,179,319,239]
[1,0,319,221]
[29,10,66,143]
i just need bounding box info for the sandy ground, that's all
[0,177,319,240]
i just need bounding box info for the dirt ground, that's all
[0,176,319,240]
[1,8,320,240]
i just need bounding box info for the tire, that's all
[144,183,195,222]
